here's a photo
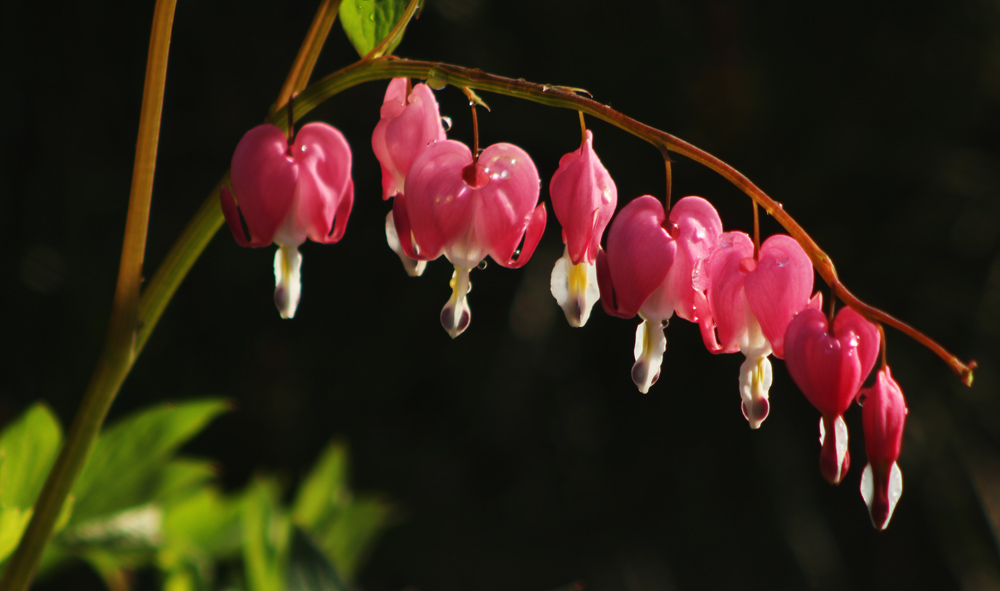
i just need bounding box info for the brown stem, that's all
[752,200,760,259]
[298,59,976,386]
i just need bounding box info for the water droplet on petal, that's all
[775,254,789,267]
[301,145,307,152]
[441,116,452,131]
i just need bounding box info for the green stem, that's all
[0,0,177,588]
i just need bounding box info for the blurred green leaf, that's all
[292,441,348,529]
[339,0,409,58]
[243,478,289,591]
[0,403,63,510]
[286,527,350,591]
[0,507,34,562]
[291,441,393,580]
[315,496,391,579]
[71,399,229,523]
[163,486,243,559]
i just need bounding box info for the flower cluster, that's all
[221,78,909,530]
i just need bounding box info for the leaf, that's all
[163,486,243,559]
[0,507,34,562]
[315,496,391,579]
[291,442,349,530]
[70,399,229,523]
[339,0,410,58]
[243,479,289,591]
[285,527,350,591]
[0,403,63,510]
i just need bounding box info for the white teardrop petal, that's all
[273,244,302,319]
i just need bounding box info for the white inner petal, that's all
[549,247,600,328]
[273,244,303,319]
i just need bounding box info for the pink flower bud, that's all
[220,122,353,318]
[859,366,907,530]
[548,130,617,327]
[372,78,446,200]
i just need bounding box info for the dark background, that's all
[3,0,1000,589]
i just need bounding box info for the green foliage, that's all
[243,479,289,591]
[0,402,391,589]
[338,0,410,58]
[291,442,392,580]
[0,404,63,511]
[70,400,229,524]
[0,404,63,562]
[286,527,350,591]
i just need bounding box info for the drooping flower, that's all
[221,122,353,319]
[859,366,907,530]
[372,78,448,276]
[784,306,880,484]
[548,130,617,327]
[702,233,818,428]
[597,196,722,393]
[391,140,547,338]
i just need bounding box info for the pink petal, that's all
[550,130,617,265]
[743,234,813,359]
[705,232,755,353]
[402,140,477,263]
[390,192,422,260]
[784,308,865,417]
[230,124,299,246]
[474,144,543,266]
[292,123,354,245]
[833,306,881,386]
[860,366,907,466]
[221,185,267,247]
[495,203,547,269]
[656,196,722,323]
[598,196,676,319]
[373,79,446,200]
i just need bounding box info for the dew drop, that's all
[441,116,452,131]
[775,254,789,268]
[301,145,307,152]
[477,260,488,270]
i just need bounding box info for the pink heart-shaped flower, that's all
[221,122,354,248]
[393,139,546,270]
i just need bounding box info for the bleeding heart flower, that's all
[221,122,353,319]
[702,232,819,428]
[373,78,448,277]
[597,196,722,393]
[784,306,880,484]
[859,366,907,530]
[392,140,547,338]
[548,130,617,327]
